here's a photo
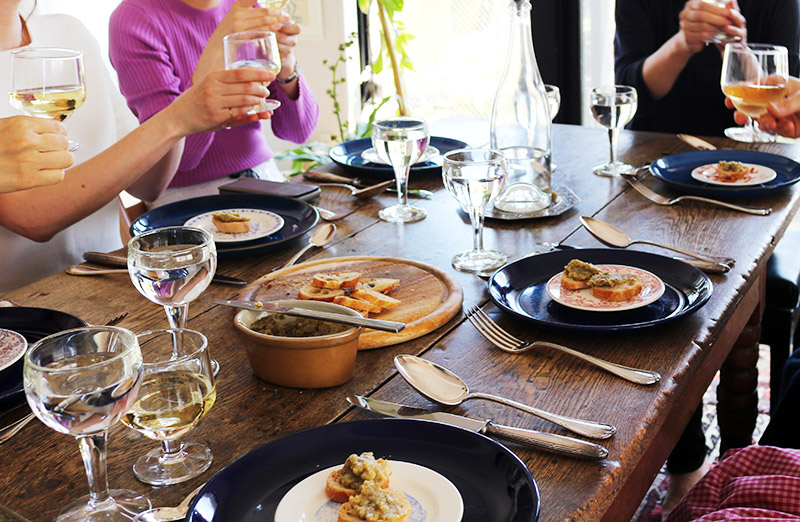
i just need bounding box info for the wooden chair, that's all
[117,196,147,244]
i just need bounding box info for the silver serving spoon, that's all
[393,354,616,440]
[580,216,735,268]
[678,134,717,151]
[134,483,204,522]
[274,223,336,271]
[311,179,395,199]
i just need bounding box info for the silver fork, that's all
[465,306,661,385]
[627,176,771,216]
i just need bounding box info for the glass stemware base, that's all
[593,161,636,177]
[452,249,507,274]
[724,125,777,144]
[493,183,551,213]
[58,489,150,522]
[379,204,427,223]
[133,442,213,486]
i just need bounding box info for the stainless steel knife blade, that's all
[347,395,608,460]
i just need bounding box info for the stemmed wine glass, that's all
[121,329,216,485]
[545,84,561,170]
[701,0,741,44]
[9,47,86,151]
[721,42,789,143]
[372,118,430,223]
[590,85,638,177]
[443,149,508,273]
[224,30,282,112]
[23,326,149,522]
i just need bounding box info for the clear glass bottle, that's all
[490,0,552,213]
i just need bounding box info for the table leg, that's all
[717,272,765,455]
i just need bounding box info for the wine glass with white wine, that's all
[223,31,282,112]
[9,47,85,151]
[721,42,788,143]
[590,85,638,177]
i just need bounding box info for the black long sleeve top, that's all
[615,0,800,136]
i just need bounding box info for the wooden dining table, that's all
[2,122,800,522]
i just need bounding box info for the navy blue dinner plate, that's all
[129,194,318,259]
[650,149,800,198]
[0,307,87,410]
[489,248,712,331]
[187,418,539,522]
[328,136,468,178]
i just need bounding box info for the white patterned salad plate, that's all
[184,208,284,243]
[690,163,777,186]
[274,460,463,522]
[546,264,666,312]
[0,329,27,372]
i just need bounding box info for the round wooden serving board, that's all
[238,256,463,349]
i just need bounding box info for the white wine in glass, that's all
[590,85,638,177]
[9,47,85,151]
[721,43,788,143]
[224,30,282,112]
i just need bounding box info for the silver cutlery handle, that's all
[681,258,731,273]
[537,342,661,385]
[681,196,771,216]
[469,392,616,439]
[0,413,35,444]
[484,422,608,460]
[634,239,736,266]
[275,307,405,333]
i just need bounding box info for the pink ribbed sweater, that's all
[109,0,319,188]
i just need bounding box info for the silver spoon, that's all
[580,216,735,268]
[312,179,395,199]
[678,134,717,151]
[134,483,205,522]
[274,223,336,271]
[393,354,616,440]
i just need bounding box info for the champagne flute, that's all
[23,326,149,522]
[721,42,789,143]
[590,85,638,177]
[443,149,508,273]
[121,329,216,485]
[545,84,560,170]
[224,30,282,112]
[372,118,430,224]
[9,47,85,151]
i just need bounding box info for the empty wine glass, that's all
[721,42,789,143]
[372,118,430,223]
[121,329,216,485]
[224,30,282,112]
[24,326,149,522]
[590,85,638,177]
[443,149,508,273]
[9,47,85,151]
[127,226,218,373]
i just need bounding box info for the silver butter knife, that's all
[347,395,608,460]
[551,245,730,274]
[678,134,717,151]
[84,251,248,285]
[216,300,405,333]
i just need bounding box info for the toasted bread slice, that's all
[312,272,361,289]
[298,284,345,302]
[588,273,643,302]
[325,469,359,504]
[357,278,400,294]
[337,483,410,522]
[211,216,250,234]
[561,274,592,290]
[333,295,383,314]
[350,288,401,310]
[325,454,392,503]
[561,260,602,290]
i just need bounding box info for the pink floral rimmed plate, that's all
[546,264,666,312]
[184,208,285,243]
[0,328,27,372]
[690,163,777,186]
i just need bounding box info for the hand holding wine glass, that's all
[24,326,149,522]
[9,48,85,152]
[590,85,638,177]
[443,149,508,273]
[224,30,282,112]
[121,329,216,485]
[721,42,789,143]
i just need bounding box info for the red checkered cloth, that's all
[667,446,800,521]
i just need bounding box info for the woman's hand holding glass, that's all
[224,31,282,112]
[732,76,800,138]
[0,116,73,192]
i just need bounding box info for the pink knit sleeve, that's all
[269,73,319,144]
[108,4,215,171]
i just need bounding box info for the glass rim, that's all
[11,47,83,60]
[136,328,209,368]
[591,85,637,94]
[726,42,789,55]
[372,117,428,131]
[24,326,138,373]
[443,148,506,166]
[128,226,215,256]
[223,30,276,42]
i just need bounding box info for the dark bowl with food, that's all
[234,300,361,389]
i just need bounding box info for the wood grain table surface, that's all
[2,123,800,522]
